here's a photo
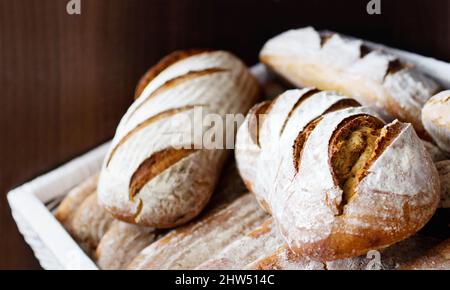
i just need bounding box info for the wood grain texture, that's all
[0,0,449,269]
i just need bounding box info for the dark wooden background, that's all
[0,0,449,269]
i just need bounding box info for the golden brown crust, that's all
[134,49,213,99]
[129,148,197,199]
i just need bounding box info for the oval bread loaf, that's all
[422,90,450,153]
[98,50,260,228]
[260,27,440,138]
[236,88,441,261]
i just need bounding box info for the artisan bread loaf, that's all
[260,27,440,137]
[98,50,260,228]
[95,158,246,270]
[55,174,99,231]
[236,88,441,261]
[196,218,285,270]
[422,90,450,153]
[69,192,115,255]
[95,221,159,270]
[127,194,268,270]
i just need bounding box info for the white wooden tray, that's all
[7,43,450,270]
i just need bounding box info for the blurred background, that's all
[0,0,449,269]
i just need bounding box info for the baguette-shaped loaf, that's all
[95,221,158,270]
[400,239,450,270]
[196,218,284,270]
[260,27,440,137]
[422,90,450,153]
[98,50,260,228]
[127,194,268,270]
[55,174,99,231]
[236,88,441,261]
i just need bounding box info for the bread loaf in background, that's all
[196,218,285,270]
[98,50,260,228]
[260,27,440,138]
[400,239,450,270]
[127,194,268,270]
[55,174,114,255]
[54,174,99,231]
[69,193,114,255]
[236,88,441,261]
[95,221,159,270]
[436,161,450,208]
[246,235,441,270]
[422,90,450,153]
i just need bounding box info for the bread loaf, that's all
[422,90,450,153]
[95,158,246,269]
[400,239,450,270]
[436,161,450,208]
[95,221,159,270]
[69,192,115,255]
[421,140,449,162]
[245,245,325,270]
[55,174,99,231]
[260,27,440,138]
[236,88,441,261]
[246,235,440,270]
[98,50,260,228]
[196,218,284,270]
[127,194,268,270]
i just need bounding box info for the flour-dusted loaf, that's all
[422,90,450,153]
[127,194,268,270]
[98,50,260,228]
[236,88,441,261]
[260,27,440,138]
[196,218,284,270]
[95,158,246,270]
[95,221,159,270]
[55,174,99,231]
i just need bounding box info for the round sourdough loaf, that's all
[236,88,441,261]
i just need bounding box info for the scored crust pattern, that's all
[236,88,441,261]
[98,50,260,228]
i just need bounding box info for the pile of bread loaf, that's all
[55,27,450,270]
